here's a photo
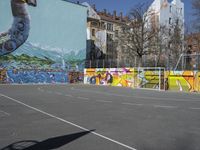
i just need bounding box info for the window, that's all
[91,21,98,27]
[169,18,172,25]
[100,22,106,29]
[169,29,171,36]
[115,30,119,37]
[92,29,95,37]
[107,33,113,41]
[107,23,113,31]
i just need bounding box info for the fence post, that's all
[159,68,161,91]
[89,60,91,68]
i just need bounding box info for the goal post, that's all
[136,67,166,91]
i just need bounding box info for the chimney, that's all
[120,12,123,21]
[92,4,96,11]
[113,10,117,19]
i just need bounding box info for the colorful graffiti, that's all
[84,68,135,87]
[136,68,165,90]
[168,71,200,92]
[84,68,165,89]
[84,68,200,92]
[68,72,84,83]
[0,69,68,84]
[0,68,7,83]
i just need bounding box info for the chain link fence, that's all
[175,53,200,71]
[85,53,200,71]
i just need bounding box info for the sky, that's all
[70,0,194,27]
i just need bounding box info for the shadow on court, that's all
[1,130,94,150]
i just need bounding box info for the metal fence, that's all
[85,53,200,71]
[175,53,200,71]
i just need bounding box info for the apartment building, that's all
[83,2,128,62]
[147,0,184,46]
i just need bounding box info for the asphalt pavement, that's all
[0,84,200,150]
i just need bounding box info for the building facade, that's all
[146,0,185,68]
[147,0,184,46]
[83,2,128,65]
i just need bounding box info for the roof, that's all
[97,12,128,24]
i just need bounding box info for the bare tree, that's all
[192,0,200,32]
[116,3,165,67]
[168,18,184,69]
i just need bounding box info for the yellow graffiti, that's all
[168,71,199,92]
[84,68,200,93]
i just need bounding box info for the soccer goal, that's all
[136,67,166,91]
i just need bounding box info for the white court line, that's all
[0,93,136,150]
[71,87,200,102]
[77,97,89,100]
[190,107,200,110]
[122,103,143,106]
[0,110,10,116]
[96,100,112,103]
[154,105,177,109]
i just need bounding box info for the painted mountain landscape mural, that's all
[0,0,87,84]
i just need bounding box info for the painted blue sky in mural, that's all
[0,0,87,55]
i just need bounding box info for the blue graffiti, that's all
[6,70,68,84]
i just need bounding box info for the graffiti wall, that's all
[84,68,200,92]
[84,68,135,87]
[0,0,87,84]
[0,69,7,84]
[136,68,165,90]
[68,71,84,83]
[84,68,165,90]
[0,69,68,84]
[168,71,200,92]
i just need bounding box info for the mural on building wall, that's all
[0,0,37,56]
[168,71,200,92]
[0,0,87,84]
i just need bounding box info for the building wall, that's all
[84,2,126,61]
[148,0,184,37]
[0,0,87,84]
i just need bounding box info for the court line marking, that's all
[96,100,113,103]
[122,103,143,106]
[77,97,90,100]
[65,94,73,97]
[190,107,200,110]
[0,93,137,150]
[153,105,178,109]
[0,110,10,116]
[71,87,200,102]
